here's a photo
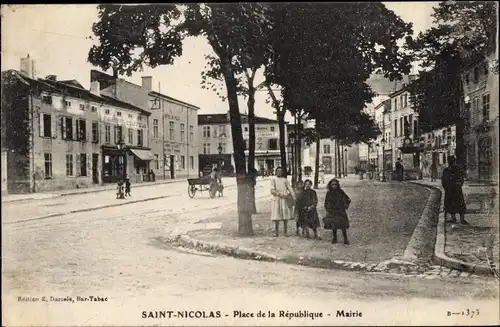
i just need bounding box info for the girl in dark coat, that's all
[323,179,351,244]
[295,179,321,239]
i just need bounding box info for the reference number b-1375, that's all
[447,309,480,318]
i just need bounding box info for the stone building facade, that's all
[91,71,200,180]
[1,64,151,193]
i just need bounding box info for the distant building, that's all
[198,112,284,175]
[462,53,498,183]
[91,70,200,180]
[1,56,152,193]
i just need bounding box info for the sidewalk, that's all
[1,178,184,203]
[169,179,450,276]
[411,179,499,276]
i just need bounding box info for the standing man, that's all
[430,162,438,182]
[441,155,468,224]
[395,158,404,181]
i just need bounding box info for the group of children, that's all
[116,178,131,198]
[294,178,351,245]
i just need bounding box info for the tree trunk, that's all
[247,81,257,214]
[337,140,342,179]
[297,114,302,182]
[222,64,253,236]
[313,125,320,189]
[277,110,287,174]
[341,144,345,177]
[333,139,338,178]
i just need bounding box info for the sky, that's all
[1,3,436,120]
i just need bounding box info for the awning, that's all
[130,149,156,161]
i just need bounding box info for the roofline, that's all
[149,91,200,110]
[7,70,150,116]
[388,86,409,98]
[197,113,279,124]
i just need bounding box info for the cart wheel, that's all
[209,185,217,199]
[188,185,196,198]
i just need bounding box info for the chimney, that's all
[141,76,153,91]
[20,54,36,79]
[45,75,57,81]
[90,81,101,96]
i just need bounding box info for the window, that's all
[154,154,159,170]
[465,73,470,85]
[473,66,479,83]
[128,114,132,118]
[189,125,194,142]
[180,156,185,169]
[66,154,73,176]
[76,119,86,141]
[105,124,111,143]
[404,94,408,107]
[400,95,404,108]
[61,116,73,140]
[39,113,52,137]
[169,121,175,141]
[270,126,275,132]
[394,98,398,110]
[91,106,97,112]
[218,142,226,153]
[128,129,133,144]
[117,125,123,142]
[79,153,87,177]
[482,93,490,122]
[138,116,142,121]
[203,143,210,154]
[483,62,489,76]
[44,153,52,179]
[138,129,143,146]
[79,103,85,111]
[180,123,185,142]
[64,100,72,107]
[269,138,278,150]
[153,119,159,138]
[92,121,99,143]
[202,125,210,138]
[190,156,194,170]
[323,144,330,154]
[472,96,480,124]
[244,126,248,132]
[105,109,110,115]
[117,111,122,117]
[219,125,226,136]
[408,114,413,135]
[42,95,52,104]
[394,119,398,137]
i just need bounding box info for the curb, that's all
[409,181,496,277]
[4,195,173,225]
[165,234,430,276]
[401,184,441,262]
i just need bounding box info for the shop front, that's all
[199,154,232,176]
[102,145,155,183]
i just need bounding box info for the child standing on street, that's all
[323,179,351,244]
[125,178,131,197]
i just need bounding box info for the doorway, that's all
[170,155,175,179]
[92,153,99,184]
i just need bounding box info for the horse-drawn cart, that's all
[187,177,220,198]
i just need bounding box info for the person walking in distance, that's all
[296,179,321,239]
[395,158,404,181]
[124,178,131,197]
[323,179,351,244]
[441,155,468,225]
[270,167,295,237]
[430,162,438,182]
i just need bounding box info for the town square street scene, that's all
[1,2,499,326]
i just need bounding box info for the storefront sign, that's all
[164,142,182,154]
[243,131,278,139]
[164,114,180,121]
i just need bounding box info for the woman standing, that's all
[323,179,351,244]
[295,179,321,239]
[270,167,295,237]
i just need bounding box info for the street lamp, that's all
[116,138,126,199]
[380,138,387,182]
[344,148,348,177]
[375,143,380,172]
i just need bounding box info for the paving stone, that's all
[450,270,461,278]
[459,272,470,278]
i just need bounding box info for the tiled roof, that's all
[149,91,200,110]
[5,70,150,115]
[59,79,85,89]
[198,113,278,125]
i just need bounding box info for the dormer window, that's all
[79,104,85,111]
[105,109,110,115]
[117,111,122,117]
[65,100,72,107]
[91,106,97,112]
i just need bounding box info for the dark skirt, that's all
[323,211,349,230]
[444,186,467,214]
[297,208,320,229]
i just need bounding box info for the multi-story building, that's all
[388,86,420,169]
[91,70,200,179]
[420,125,457,178]
[1,57,152,193]
[198,112,284,175]
[462,52,499,183]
